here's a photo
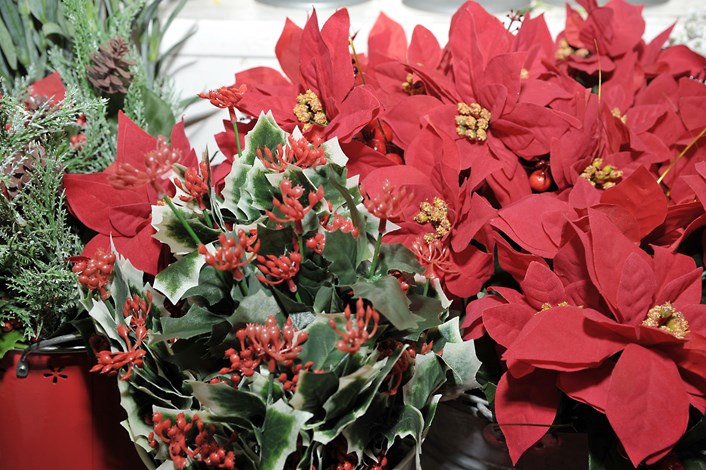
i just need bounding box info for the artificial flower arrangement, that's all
[0,0,189,354]
[67,0,706,468]
[69,108,479,469]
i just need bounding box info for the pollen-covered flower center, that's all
[580,158,623,189]
[455,102,491,142]
[414,197,452,243]
[402,73,425,96]
[293,89,328,131]
[642,302,689,339]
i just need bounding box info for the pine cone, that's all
[1,144,44,199]
[86,37,135,95]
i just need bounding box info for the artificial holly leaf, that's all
[259,400,313,470]
[290,371,339,414]
[351,277,419,331]
[190,381,266,422]
[297,317,347,370]
[402,353,446,410]
[152,205,220,255]
[153,251,205,304]
[158,305,226,341]
[323,230,358,284]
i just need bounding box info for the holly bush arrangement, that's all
[75,111,479,469]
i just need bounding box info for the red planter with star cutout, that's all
[0,348,145,469]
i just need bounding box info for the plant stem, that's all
[295,290,303,304]
[232,115,243,158]
[423,278,430,297]
[238,279,249,297]
[368,231,383,279]
[658,125,706,185]
[202,208,214,229]
[163,196,202,246]
[266,371,275,405]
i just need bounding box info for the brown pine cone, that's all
[86,37,135,95]
[1,144,44,199]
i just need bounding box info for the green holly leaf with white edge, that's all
[153,251,205,305]
[152,205,220,255]
[314,348,405,444]
[351,277,420,331]
[222,112,287,220]
[382,404,425,459]
[402,352,447,410]
[189,381,266,422]
[259,399,313,470]
[119,380,157,453]
[156,304,225,341]
[435,317,481,391]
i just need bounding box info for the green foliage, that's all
[0,90,83,341]
[86,115,481,469]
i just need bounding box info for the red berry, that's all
[384,153,403,165]
[368,138,386,154]
[529,169,551,192]
[373,121,393,142]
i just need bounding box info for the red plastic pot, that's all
[0,347,146,469]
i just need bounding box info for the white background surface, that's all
[162,0,704,152]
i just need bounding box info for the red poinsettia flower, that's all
[64,112,196,274]
[482,209,706,466]
[28,71,66,104]
[362,123,495,298]
[234,9,379,146]
[382,2,571,206]
[554,0,645,81]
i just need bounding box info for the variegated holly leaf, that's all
[260,400,313,470]
[153,251,205,304]
[152,204,220,255]
[351,277,420,331]
[190,381,266,422]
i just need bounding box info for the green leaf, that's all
[152,205,220,255]
[118,379,156,452]
[242,111,287,166]
[260,399,313,470]
[153,251,205,304]
[41,22,65,38]
[313,283,344,314]
[183,265,229,305]
[157,305,226,341]
[382,404,425,454]
[315,349,404,444]
[437,316,464,344]
[0,19,17,69]
[351,277,419,331]
[439,341,481,390]
[290,370,339,414]
[140,85,176,138]
[229,288,283,325]
[404,295,445,341]
[190,381,266,422]
[297,318,346,370]
[0,330,23,358]
[379,244,424,275]
[323,230,358,284]
[402,353,446,410]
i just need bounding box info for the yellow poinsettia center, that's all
[540,301,571,311]
[642,302,689,339]
[293,89,328,131]
[414,197,452,243]
[580,158,623,189]
[455,102,491,142]
[555,38,590,61]
[520,68,529,80]
[402,73,425,96]
[611,107,627,124]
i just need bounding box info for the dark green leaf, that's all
[402,353,446,410]
[183,265,230,305]
[260,400,312,470]
[229,288,283,326]
[0,19,17,69]
[158,305,226,340]
[323,230,358,284]
[298,318,346,370]
[379,244,424,275]
[140,85,176,138]
[404,294,445,341]
[190,381,266,422]
[351,277,419,331]
[382,404,425,451]
[290,371,339,414]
